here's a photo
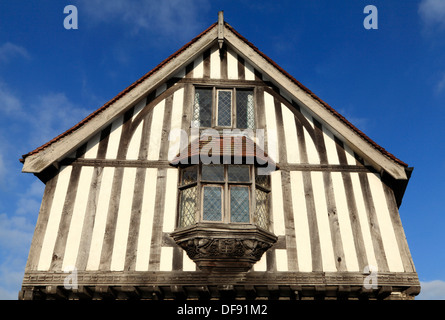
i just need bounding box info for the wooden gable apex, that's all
[20,13,410,182]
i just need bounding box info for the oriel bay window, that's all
[192,87,255,129]
[177,164,270,230]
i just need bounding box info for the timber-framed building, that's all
[18,12,420,300]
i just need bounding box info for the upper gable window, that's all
[217,90,232,127]
[192,87,254,129]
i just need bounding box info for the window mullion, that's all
[232,88,236,129]
[250,166,255,225]
[224,165,229,223]
[197,165,202,223]
[212,87,216,127]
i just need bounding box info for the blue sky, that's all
[0,0,444,300]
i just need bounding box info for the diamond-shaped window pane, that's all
[217,90,232,127]
[230,186,250,223]
[254,189,269,229]
[228,165,250,182]
[193,88,212,127]
[203,186,222,221]
[181,166,197,185]
[202,165,224,181]
[236,90,254,129]
[255,168,270,189]
[179,186,197,227]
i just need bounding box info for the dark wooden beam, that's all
[171,285,186,300]
[115,286,140,300]
[244,285,257,300]
[148,286,164,300]
[19,287,36,300]
[218,285,236,300]
[404,285,421,297]
[314,285,326,300]
[337,285,351,300]
[45,285,68,300]
[197,285,211,300]
[377,286,393,300]
[358,286,373,300]
[267,285,280,300]
[60,158,172,168]
[290,285,302,300]
[173,77,270,88]
[71,286,93,300]
[93,286,115,300]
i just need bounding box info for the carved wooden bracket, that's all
[170,223,277,273]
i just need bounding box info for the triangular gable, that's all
[20,18,409,181]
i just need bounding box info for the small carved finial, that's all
[218,11,224,50]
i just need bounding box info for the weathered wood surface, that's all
[22,40,417,301]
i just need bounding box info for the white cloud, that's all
[0,81,92,169]
[0,213,35,251]
[26,92,91,148]
[0,153,4,184]
[0,42,30,64]
[0,79,91,151]
[0,182,43,300]
[0,179,44,301]
[0,82,24,116]
[76,0,210,39]
[15,181,44,216]
[418,280,445,300]
[435,72,445,94]
[336,107,370,133]
[0,287,18,300]
[0,253,28,300]
[419,0,445,30]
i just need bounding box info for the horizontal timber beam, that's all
[59,158,377,174]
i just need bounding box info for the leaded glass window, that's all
[177,164,270,229]
[193,88,212,127]
[178,165,198,228]
[179,186,197,227]
[255,167,270,189]
[203,186,222,221]
[236,90,254,129]
[202,164,224,182]
[192,87,255,129]
[254,167,271,229]
[228,165,250,182]
[230,186,250,223]
[217,90,232,127]
[182,166,197,185]
[254,188,269,229]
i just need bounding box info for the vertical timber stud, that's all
[218,11,224,50]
